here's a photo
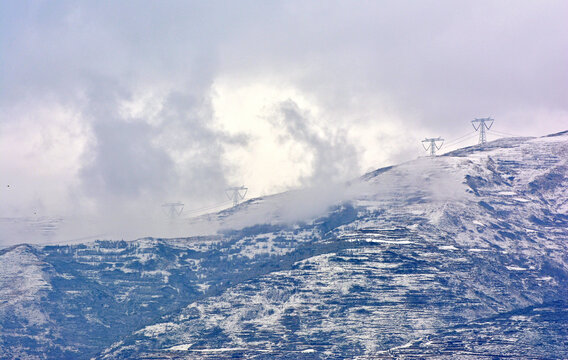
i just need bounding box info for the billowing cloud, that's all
[271,99,359,185]
[0,0,567,243]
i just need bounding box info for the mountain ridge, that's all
[1,131,567,359]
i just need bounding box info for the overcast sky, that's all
[1,0,567,227]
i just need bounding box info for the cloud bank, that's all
[1,0,567,243]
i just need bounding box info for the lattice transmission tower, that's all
[422,137,444,156]
[225,186,248,206]
[162,202,184,219]
[472,117,494,144]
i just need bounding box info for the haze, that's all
[1,0,567,245]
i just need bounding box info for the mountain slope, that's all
[1,132,567,359]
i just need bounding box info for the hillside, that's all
[1,131,567,359]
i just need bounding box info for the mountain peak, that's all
[1,132,568,359]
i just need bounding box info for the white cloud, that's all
[1,0,567,244]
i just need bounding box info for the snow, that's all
[166,343,193,351]
[137,322,178,337]
[468,248,490,252]
[197,283,210,293]
[378,339,420,354]
[506,266,527,271]
[141,270,171,283]
[439,245,458,251]
[530,133,568,143]
[3,131,568,359]
[362,238,413,245]
[0,245,51,306]
[189,348,247,352]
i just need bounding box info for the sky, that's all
[1,1,567,243]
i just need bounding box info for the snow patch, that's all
[137,322,178,337]
[468,248,490,252]
[363,238,413,245]
[506,266,527,271]
[0,246,52,306]
[141,270,171,283]
[189,348,247,352]
[197,283,210,293]
[166,343,193,351]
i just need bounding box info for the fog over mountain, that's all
[1,1,567,245]
[1,132,567,359]
[1,2,567,358]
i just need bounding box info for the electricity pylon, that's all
[162,202,184,219]
[422,137,444,156]
[472,117,494,144]
[225,186,248,206]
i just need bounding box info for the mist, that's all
[1,1,567,246]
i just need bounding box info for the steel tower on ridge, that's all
[422,137,444,156]
[472,117,494,144]
[225,186,248,206]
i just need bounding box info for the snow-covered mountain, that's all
[1,131,567,359]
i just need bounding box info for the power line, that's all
[183,200,233,215]
[444,133,479,148]
[489,129,521,137]
[444,130,478,146]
